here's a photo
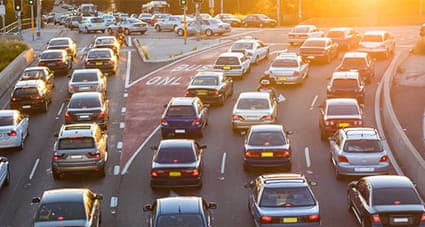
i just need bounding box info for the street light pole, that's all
[420,0,423,17]
[276,0,280,26]
[298,0,302,21]
[220,0,223,15]
[36,0,41,37]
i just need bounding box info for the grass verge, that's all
[0,40,28,72]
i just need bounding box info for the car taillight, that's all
[338,155,349,163]
[160,118,168,126]
[151,169,165,177]
[261,115,273,120]
[185,90,190,96]
[213,90,219,96]
[325,120,334,126]
[11,97,17,102]
[57,61,64,65]
[354,120,363,125]
[183,169,199,176]
[53,154,65,160]
[260,216,272,224]
[293,71,300,76]
[244,151,260,158]
[38,62,46,66]
[192,118,202,126]
[34,96,41,100]
[68,85,75,91]
[379,155,389,162]
[88,152,101,158]
[65,112,71,120]
[97,111,105,119]
[232,114,244,120]
[371,214,381,223]
[274,150,291,157]
[7,130,17,136]
[107,60,113,64]
[307,214,320,222]
[421,214,425,222]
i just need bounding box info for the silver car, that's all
[266,52,310,85]
[329,127,390,179]
[115,18,148,35]
[68,69,107,95]
[0,110,29,150]
[232,92,278,132]
[213,52,251,78]
[0,157,10,189]
[78,17,107,33]
[175,18,228,36]
[154,15,190,32]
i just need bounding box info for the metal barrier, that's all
[3,18,32,33]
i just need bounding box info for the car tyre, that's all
[177,29,184,36]
[52,171,62,181]
[265,50,270,59]
[205,29,213,36]
[155,25,161,31]
[335,169,343,180]
[16,134,24,151]
[4,168,10,186]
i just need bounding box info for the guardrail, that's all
[3,18,33,33]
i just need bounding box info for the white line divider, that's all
[116,142,123,150]
[125,51,132,88]
[220,152,227,174]
[119,122,125,129]
[29,158,40,180]
[121,107,126,113]
[310,95,319,110]
[304,147,311,168]
[113,165,120,176]
[57,102,65,116]
[110,196,118,210]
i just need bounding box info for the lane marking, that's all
[220,152,226,174]
[423,109,425,148]
[125,51,132,88]
[120,122,125,129]
[110,196,118,208]
[128,36,132,47]
[116,142,123,150]
[113,165,120,175]
[123,93,128,98]
[56,102,65,116]
[121,107,126,113]
[310,95,319,110]
[304,147,311,168]
[29,158,40,180]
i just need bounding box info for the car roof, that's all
[0,110,19,117]
[42,49,67,54]
[328,27,352,32]
[23,66,48,71]
[95,36,116,40]
[157,197,201,214]
[332,71,360,80]
[40,188,88,204]
[59,124,97,138]
[275,52,299,60]
[363,31,387,36]
[294,24,316,29]
[49,37,71,41]
[305,37,331,42]
[194,71,223,78]
[15,79,44,88]
[326,98,358,106]
[169,97,197,106]
[341,127,379,140]
[218,52,244,58]
[159,139,194,149]
[363,175,414,189]
[260,173,308,187]
[250,124,283,132]
[343,52,368,58]
[70,91,101,99]
[239,92,270,99]
[234,39,257,44]
[72,69,101,75]
[88,48,113,53]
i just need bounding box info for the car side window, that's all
[357,180,370,204]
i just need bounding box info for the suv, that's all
[266,52,310,85]
[336,52,375,84]
[329,127,389,179]
[213,52,251,79]
[357,31,396,59]
[51,124,108,179]
[10,80,52,113]
[326,27,361,50]
[246,174,320,226]
[319,98,363,140]
[160,97,208,138]
[65,92,109,129]
[327,71,365,104]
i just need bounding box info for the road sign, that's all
[0,5,5,16]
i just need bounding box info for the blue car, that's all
[160,97,208,138]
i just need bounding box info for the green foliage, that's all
[413,38,425,55]
[0,40,29,72]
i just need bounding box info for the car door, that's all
[329,131,341,165]
[351,180,370,219]
[197,101,208,126]
[16,113,28,140]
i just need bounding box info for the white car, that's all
[0,110,29,150]
[109,18,148,35]
[154,15,192,32]
[266,52,310,85]
[288,24,324,45]
[213,52,251,78]
[78,17,107,33]
[357,31,396,58]
[229,38,270,65]
[102,14,116,26]
[175,18,229,36]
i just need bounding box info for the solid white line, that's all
[120,122,125,129]
[423,109,425,148]
[123,93,128,98]
[110,196,118,208]
[310,95,319,110]
[304,147,311,168]
[29,158,40,180]
[125,51,132,88]
[122,125,160,175]
[128,36,132,47]
[220,152,226,174]
[121,107,126,113]
[56,102,65,116]
[113,165,120,175]
[116,141,123,150]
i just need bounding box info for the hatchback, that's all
[0,110,29,150]
[20,66,54,90]
[38,49,72,76]
[65,92,109,129]
[327,71,365,104]
[213,52,251,79]
[68,69,107,95]
[84,48,118,75]
[10,80,52,113]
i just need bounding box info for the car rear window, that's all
[95,38,114,45]
[361,34,383,42]
[327,104,359,116]
[248,131,286,146]
[373,188,421,205]
[88,50,112,59]
[215,57,240,65]
[327,30,345,38]
[341,58,366,68]
[69,96,101,108]
[49,39,69,46]
[155,147,196,163]
[232,42,253,50]
[35,202,86,221]
[72,72,99,82]
[272,59,299,67]
[58,137,95,149]
[90,18,104,23]
[157,214,204,226]
[191,76,218,86]
[237,98,270,110]
[13,88,39,98]
[302,39,326,47]
[0,116,14,126]
[343,139,383,153]
[331,79,359,88]
[40,52,63,59]
[21,70,45,80]
[166,106,195,117]
[293,26,310,33]
[260,187,315,207]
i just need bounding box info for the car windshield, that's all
[0,116,14,126]
[72,72,98,82]
[232,42,253,50]
[166,106,195,117]
[35,202,86,222]
[95,38,114,45]
[327,104,359,116]
[155,146,196,163]
[361,34,383,42]
[41,52,63,59]
[272,59,299,67]
[21,70,45,80]
[237,98,270,110]
[216,57,239,65]
[327,30,345,38]
[341,58,367,68]
[248,131,286,146]
[260,187,316,207]
[69,97,101,108]
[58,137,95,149]
[88,50,111,59]
[49,39,69,46]
[156,214,204,227]
[302,39,326,47]
[343,139,383,153]
[90,17,104,23]
[13,88,39,98]
[372,188,421,205]
[332,79,359,88]
[293,26,310,33]
[191,76,218,86]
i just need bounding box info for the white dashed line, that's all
[110,196,118,208]
[56,102,65,116]
[310,95,319,110]
[304,147,311,168]
[29,158,40,180]
[116,141,123,150]
[125,51,132,88]
[123,93,128,98]
[121,107,126,113]
[120,122,125,129]
[113,165,120,175]
[220,152,227,174]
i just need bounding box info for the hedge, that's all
[0,40,29,72]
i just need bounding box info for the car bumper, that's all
[357,47,386,53]
[327,93,364,100]
[151,176,201,188]
[273,75,304,85]
[244,158,291,168]
[336,163,390,176]
[52,159,106,173]
[161,126,202,137]
[129,27,148,33]
[232,119,275,130]
[65,119,107,128]
[288,37,307,43]
[215,69,244,77]
[257,222,320,227]
[194,94,223,104]
[85,64,116,73]
[11,101,45,112]
[0,137,21,148]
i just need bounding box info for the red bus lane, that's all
[121,46,229,167]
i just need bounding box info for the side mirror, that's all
[286,130,294,135]
[95,194,103,200]
[31,197,41,204]
[208,202,217,209]
[309,181,318,186]
[53,132,59,137]
[143,204,153,212]
[200,145,207,149]
[150,145,158,150]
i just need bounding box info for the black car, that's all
[215,13,242,27]
[185,72,233,106]
[65,92,109,129]
[84,48,118,75]
[20,66,55,90]
[327,71,365,104]
[336,52,376,84]
[32,188,103,226]
[150,139,206,189]
[143,196,217,227]
[347,175,425,227]
[242,14,276,28]
[38,49,72,76]
[10,80,52,113]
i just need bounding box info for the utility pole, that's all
[298,0,302,21]
[276,0,280,26]
[420,0,423,17]
[183,4,187,44]
[220,0,223,15]
[209,0,214,16]
[31,4,34,40]
[0,0,5,34]
[36,0,41,37]
[195,2,200,41]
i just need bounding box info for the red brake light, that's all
[261,115,273,120]
[191,169,199,176]
[260,216,272,223]
[160,118,168,126]
[88,152,101,158]
[192,118,202,126]
[68,85,75,91]
[379,155,389,162]
[274,150,291,157]
[7,130,17,136]
[213,90,219,96]
[151,171,158,177]
[97,111,105,119]
[244,151,261,158]
[338,155,349,163]
[371,214,381,223]
[293,71,300,76]
[308,214,320,222]
[53,154,64,160]
[57,61,64,65]
[232,114,244,120]
[421,214,425,221]
[11,97,17,102]
[185,90,190,96]
[64,112,71,120]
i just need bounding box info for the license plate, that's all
[283,217,298,223]
[48,63,56,66]
[261,152,273,157]
[354,167,374,172]
[22,105,31,109]
[278,77,287,81]
[197,91,207,95]
[393,217,409,223]
[96,62,103,65]
[175,129,185,134]
[79,86,90,91]
[169,171,181,177]
[223,66,231,70]
[339,123,350,127]
[79,115,90,119]
[70,155,82,159]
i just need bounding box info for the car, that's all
[20,66,55,90]
[160,97,208,138]
[243,124,292,171]
[64,92,109,129]
[46,37,77,60]
[113,18,148,35]
[150,13,171,26]
[213,52,251,79]
[357,31,396,58]
[329,127,389,179]
[93,36,120,56]
[143,196,217,227]
[299,37,339,63]
[31,188,103,226]
[347,175,425,227]
[78,17,107,33]
[38,49,72,75]
[0,157,10,189]
[319,98,363,140]
[175,18,229,36]
[232,92,278,132]
[101,14,116,26]
[43,12,56,24]
[266,52,310,85]
[154,15,189,32]
[327,71,365,104]
[68,69,107,95]
[150,139,205,189]
[242,14,276,27]
[0,110,29,150]
[288,25,324,45]
[326,27,361,50]
[215,13,242,27]
[10,80,52,113]
[138,13,152,24]
[246,174,320,227]
[53,13,66,25]
[67,15,82,29]
[51,123,108,179]
[84,48,118,75]
[336,52,376,84]
[185,72,233,106]
[229,38,270,65]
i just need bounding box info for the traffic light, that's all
[28,0,34,5]
[14,0,22,11]
[179,0,187,5]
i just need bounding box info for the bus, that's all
[142,1,170,14]
[78,3,98,17]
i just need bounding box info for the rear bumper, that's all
[336,163,390,176]
[52,159,106,173]
[232,120,275,130]
[160,126,202,137]
[151,176,201,188]
[10,101,46,111]
[244,158,291,168]
[85,64,116,73]
[272,75,304,85]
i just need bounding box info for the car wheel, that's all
[140,31,146,35]
[205,29,213,36]
[232,127,240,134]
[246,66,251,74]
[361,217,371,227]
[85,27,89,33]
[229,85,234,96]
[16,134,24,151]
[124,28,130,35]
[155,25,161,31]
[42,101,48,113]
[98,165,106,177]
[177,29,184,36]
[52,171,62,181]
[4,168,10,186]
